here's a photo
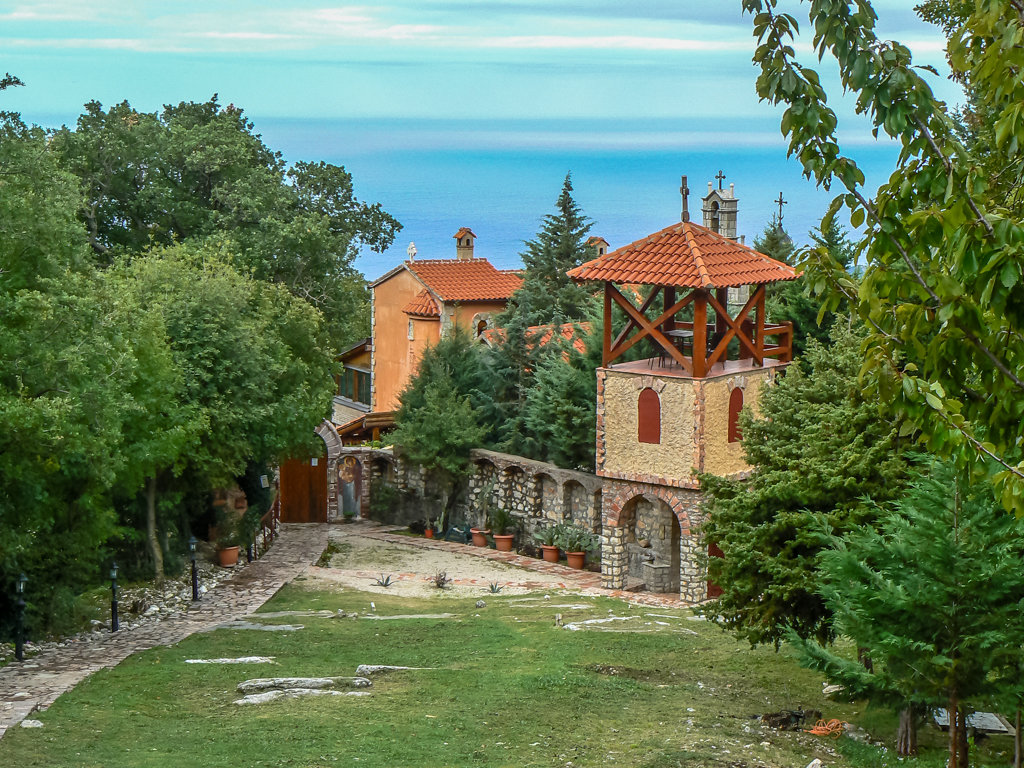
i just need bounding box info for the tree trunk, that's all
[956,710,969,768]
[857,646,874,673]
[948,696,960,768]
[896,706,918,757]
[1014,707,1022,768]
[146,475,164,581]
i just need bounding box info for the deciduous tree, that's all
[742,0,1024,510]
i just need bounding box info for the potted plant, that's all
[556,525,599,570]
[470,481,494,547]
[489,508,516,552]
[424,518,437,539]
[215,517,242,567]
[533,524,562,563]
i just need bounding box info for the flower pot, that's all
[217,546,240,567]
[541,544,560,563]
[566,551,586,570]
[471,528,491,547]
[493,534,515,552]
[424,528,435,539]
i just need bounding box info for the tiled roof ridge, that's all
[682,221,713,288]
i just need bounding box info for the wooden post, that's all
[663,287,676,333]
[603,283,613,367]
[754,285,766,366]
[693,291,707,378]
[715,288,729,336]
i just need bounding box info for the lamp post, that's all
[189,536,199,601]
[14,573,27,662]
[109,562,119,632]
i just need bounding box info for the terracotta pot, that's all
[566,551,586,570]
[493,534,515,552]
[541,544,560,563]
[217,546,240,567]
[424,528,435,539]
[470,528,491,547]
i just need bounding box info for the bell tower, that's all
[567,174,797,603]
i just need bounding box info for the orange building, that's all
[365,228,522,415]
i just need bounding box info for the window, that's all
[728,387,743,443]
[408,319,415,340]
[637,388,661,444]
[338,368,371,406]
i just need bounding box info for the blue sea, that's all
[256,117,900,282]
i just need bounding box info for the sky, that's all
[1,1,958,273]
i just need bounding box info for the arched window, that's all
[710,201,721,233]
[638,388,661,444]
[476,319,488,337]
[728,387,743,443]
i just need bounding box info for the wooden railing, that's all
[260,497,281,550]
[763,322,794,362]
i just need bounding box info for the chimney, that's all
[453,227,476,260]
[587,236,609,257]
[680,175,690,223]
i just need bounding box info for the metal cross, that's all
[715,170,727,190]
[775,192,788,223]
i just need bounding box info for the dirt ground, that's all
[305,524,590,599]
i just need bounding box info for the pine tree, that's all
[701,322,907,647]
[507,172,594,327]
[789,459,1024,765]
[757,217,853,358]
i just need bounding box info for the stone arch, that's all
[605,484,692,535]
[502,465,529,517]
[615,495,680,591]
[562,480,592,529]
[536,472,560,521]
[316,419,342,462]
[471,312,494,339]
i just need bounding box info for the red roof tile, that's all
[567,221,798,289]
[481,321,591,354]
[453,227,476,240]
[403,290,440,317]
[406,259,522,302]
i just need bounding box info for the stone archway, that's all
[617,495,680,593]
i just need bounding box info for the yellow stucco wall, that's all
[701,369,772,478]
[372,270,439,412]
[372,271,508,412]
[602,372,697,482]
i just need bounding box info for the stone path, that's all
[0,523,328,738]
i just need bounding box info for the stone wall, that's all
[599,371,698,487]
[352,445,713,604]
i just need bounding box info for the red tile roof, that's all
[453,227,476,240]
[406,259,522,302]
[567,221,798,289]
[481,322,591,354]
[402,290,440,318]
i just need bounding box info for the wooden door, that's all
[707,542,725,599]
[280,447,328,523]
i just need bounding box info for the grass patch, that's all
[0,587,1017,767]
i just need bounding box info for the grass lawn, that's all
[1,579,1017,767]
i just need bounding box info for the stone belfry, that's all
[567,173,797,603]
[701,171,739,241]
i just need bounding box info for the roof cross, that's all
[775,191,788,224]
[715,170,727,190]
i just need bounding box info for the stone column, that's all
[678,532,706,603]
[601,523,627,589]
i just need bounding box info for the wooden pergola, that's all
[568,220,798,377]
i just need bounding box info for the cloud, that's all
[483,35,750,52]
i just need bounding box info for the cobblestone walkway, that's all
[0,523,328,738]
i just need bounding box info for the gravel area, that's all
[305,525,581,599]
